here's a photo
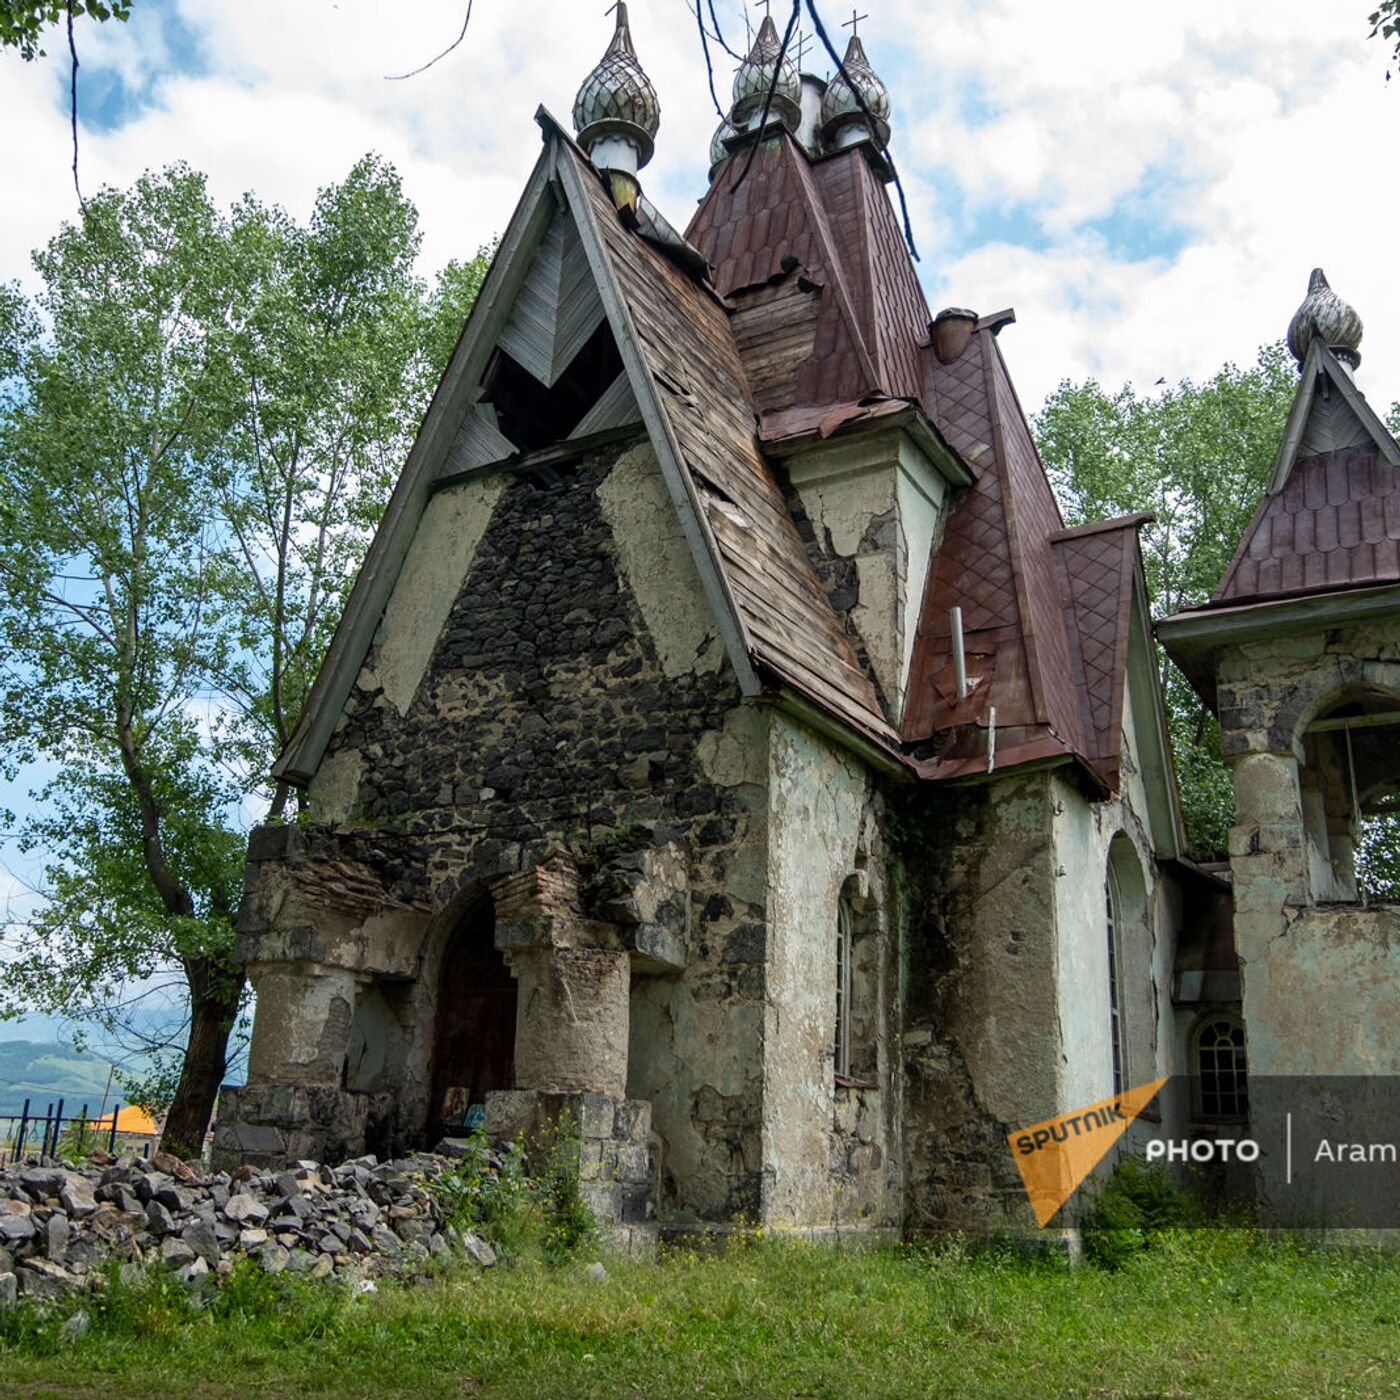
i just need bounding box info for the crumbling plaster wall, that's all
[903,676,1179,1233]
[783,430,950,723]
[761,714,900,1232]
[902,770,1061,1233]
[1218,620,1400,1076]
[238,438,777,1218]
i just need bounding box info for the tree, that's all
[0,1,129,60]
[0,159,489,1156]
[1035,346,1299,860]
[1372,1,1400,77]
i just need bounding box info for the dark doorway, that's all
[429,900,517,1135]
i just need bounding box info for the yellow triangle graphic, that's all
[1008,1077,1167,1227]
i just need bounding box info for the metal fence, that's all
[0,1098,151,1167]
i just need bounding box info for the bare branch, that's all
[67,1,84,210]
[385,1,474,81]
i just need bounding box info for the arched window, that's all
[1106,869,1125,1097]
[835,897,853,1079]
[1193,1015,1249,1121]
[833,883,879,1089]
[1298,691,1400,904]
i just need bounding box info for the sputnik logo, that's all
[1008,1077,1168,1227]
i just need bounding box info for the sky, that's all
[0,0,1396,1039]
[0,0,1395,412]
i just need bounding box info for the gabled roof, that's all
[275,114,893,784]
[1210,341,1400,607]
[1267,337,1400,494]
[1159,340,1400,711]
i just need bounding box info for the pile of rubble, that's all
[0,1144,497,1304]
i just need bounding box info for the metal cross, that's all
[843,9,869,34]
[792,28,814,66]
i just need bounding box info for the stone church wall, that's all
[761,714,902,1234]
[901,690,1178,1235]
[231,439,778,1221]
[1218,620,1400,1077]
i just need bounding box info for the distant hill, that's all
[0,1040,119,1119]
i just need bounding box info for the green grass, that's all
[4,1232,1400,1398]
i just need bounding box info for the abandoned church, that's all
[214,8,1400,1240]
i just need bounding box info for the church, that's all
[214,6,1400,1241]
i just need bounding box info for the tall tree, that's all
[1035,345,1298,860]
[0,160,489,1156]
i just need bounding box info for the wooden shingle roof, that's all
[557,135,895,744]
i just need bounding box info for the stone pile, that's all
[0,1143,497,1305]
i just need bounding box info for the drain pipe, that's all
[950,607,969,701]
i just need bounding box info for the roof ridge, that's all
[1050,511,1155,543]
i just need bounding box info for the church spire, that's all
[1288,268,1364,372]
[572,3,661,175]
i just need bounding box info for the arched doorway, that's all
[429,899,517,1136]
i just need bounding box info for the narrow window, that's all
[835,899,853,1079]
[1106,871,1125,1097]
[1194,1017,1249,1121]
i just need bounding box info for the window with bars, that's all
[1194,1016,1249,1121]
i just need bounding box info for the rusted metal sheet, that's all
[1216,445,1400,604]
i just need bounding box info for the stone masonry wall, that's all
[238,440,775,1222]
[1218,619,1400,1078]
[901,771,1062,1234]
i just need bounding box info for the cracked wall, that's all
[763,714,901,1233]
[234,439,780,1220]
[1218,619,1400,1077]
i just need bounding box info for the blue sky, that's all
[1,0,1397,1044]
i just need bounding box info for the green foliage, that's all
[1372,0,1400,76]
[1358,812,1400,904]
[0,0,130,61]
[1079,1154,1205,1268]
[1036,345,1297,859]
[0,160,490,1134]
[432,1120,597,1264]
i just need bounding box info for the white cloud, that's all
[0,0,1394,417]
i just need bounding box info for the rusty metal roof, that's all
[904,328,1128,783]
[1214,446,1400,604]
[687,132,926,409]
[1053,515,1155,788]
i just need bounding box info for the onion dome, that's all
[708,118,738,180]
[1288,268,1364,371]
[573,3,661,173]
[820,33,891,150]
[731,15,802,133]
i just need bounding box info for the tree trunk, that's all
[160,952,245,1161]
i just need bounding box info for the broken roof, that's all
[277,110,1168,815]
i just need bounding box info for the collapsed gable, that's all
[277,115,895,786]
